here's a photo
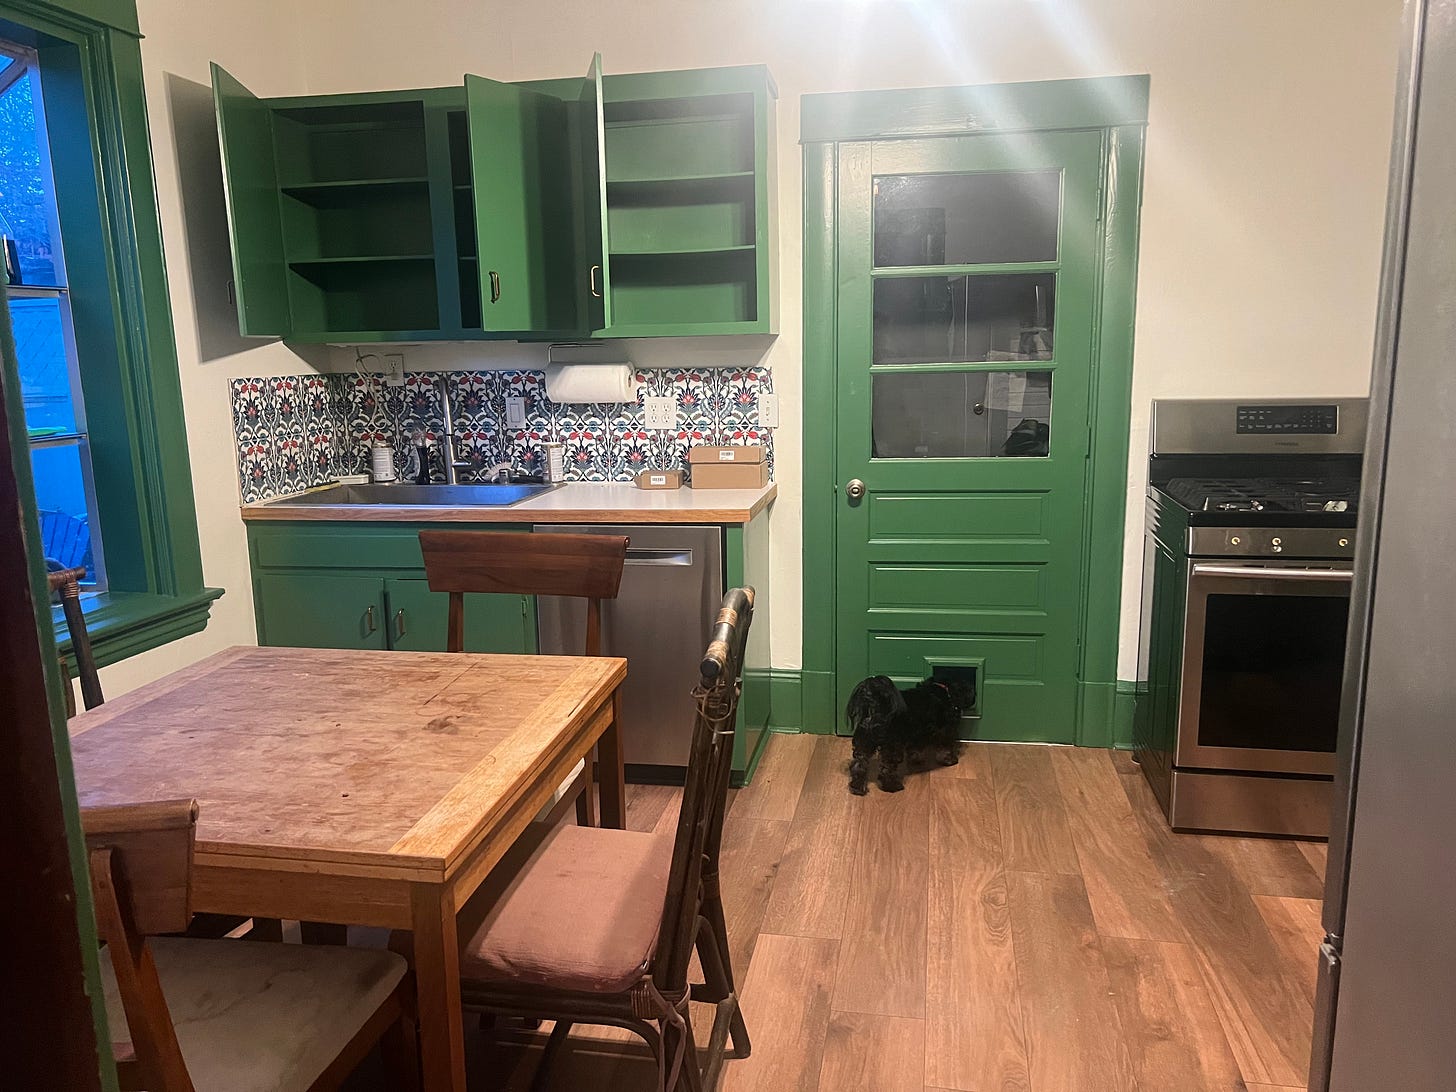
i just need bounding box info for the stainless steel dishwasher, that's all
[534,524,723,774]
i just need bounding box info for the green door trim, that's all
[799,78,1148,745]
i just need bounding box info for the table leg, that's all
[410,884,466,1092]
[598,688,627,829]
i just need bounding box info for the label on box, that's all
[719,450,735,461]
[649,474,666,485]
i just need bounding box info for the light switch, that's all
[505,396,527,428]
[758,392,779,428]
[644,395,677,430]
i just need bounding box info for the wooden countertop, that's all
[241,481,777,525]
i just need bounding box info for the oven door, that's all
[1177,560,1353,775]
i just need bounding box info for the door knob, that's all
[845,479,866,500]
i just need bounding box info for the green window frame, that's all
[2,0,221,668]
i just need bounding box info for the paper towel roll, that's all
[544,363,637,404]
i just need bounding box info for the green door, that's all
[254,573,385,649]
[382,578,534,653]
[464,74,582,336]
[211,63,290,337]
[834,131,1103,742]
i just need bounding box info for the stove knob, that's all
[1339,537,1350,547]
[1271,537,1283,546]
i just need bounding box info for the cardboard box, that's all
[635,468,683,490]
[688,445,766,466]
[688,446,769,489]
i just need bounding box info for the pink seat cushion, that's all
[460,822,674,994]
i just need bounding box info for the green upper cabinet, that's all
[595,65,778,338]
[212,64,291,337]
[463,74,584,338]
[210,61,777,344]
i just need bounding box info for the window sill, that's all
[52,587,224,670]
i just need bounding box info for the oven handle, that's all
[1191,563,1354,582]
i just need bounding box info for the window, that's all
[2,41,104,586]
[0,0,218,669]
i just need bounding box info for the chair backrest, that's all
[83,799,200,1092]
[41,509,91,570]
[47,561,102,712]
[651,586,755,993]
[419,530,629,654]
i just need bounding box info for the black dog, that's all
[845,675,976,794]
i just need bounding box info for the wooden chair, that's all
[450,586,756,1092]
[46,561,101,715]
[419,529,629,826]
[83,799,420,1091]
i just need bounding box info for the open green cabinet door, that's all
[578,53,612,332]
[210,63,291,337]
[464,74,583,337]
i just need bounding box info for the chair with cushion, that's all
[452,586,756,1092]
[418,529,629,826]
[83,798,419,1091]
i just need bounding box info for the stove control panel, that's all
[1189,525,1356,559]
[1235,403,1339,435]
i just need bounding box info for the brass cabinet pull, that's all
[364,605,377,635]
[590,264,602,298]
[489,270,502,303]
[394,608,407,640]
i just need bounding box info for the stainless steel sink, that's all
[269,482,559,507]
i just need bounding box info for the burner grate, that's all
[1164,477,1360,516]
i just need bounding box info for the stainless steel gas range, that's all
[1133,397,1368,837]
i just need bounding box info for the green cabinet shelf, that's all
[213,60,776,345]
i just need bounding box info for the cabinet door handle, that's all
[364,605,377,635]
[489,270,502,303]
[590,264,602,298]
[394,608,407,640]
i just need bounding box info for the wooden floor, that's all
[360,735,1329,1091]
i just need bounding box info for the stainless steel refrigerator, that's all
[1311,1,1456,1088]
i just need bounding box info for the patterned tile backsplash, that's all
[229,368,774,503]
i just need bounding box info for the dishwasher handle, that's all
[624,548,693,566]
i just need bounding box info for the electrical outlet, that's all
[505,396,527,428]
[381,353,406,387]
[644,395,677,430]
[758,391,780,428]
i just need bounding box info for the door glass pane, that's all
[1198,592,1348,752]
[874,272,1054,364]
[874,171,1059,267]
[872,370,1052,458]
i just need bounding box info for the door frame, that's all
[800,75,1149,745]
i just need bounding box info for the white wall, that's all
[106,0,1401,697]
[94,0,319,696]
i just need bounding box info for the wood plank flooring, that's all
[403,736,1328,1091]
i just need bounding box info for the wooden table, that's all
[68,645,628,1091]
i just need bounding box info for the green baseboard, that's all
[801,669,838,734]
[1075,679,1139,749]
[745,669,812,733]
[1113,680,1138,750]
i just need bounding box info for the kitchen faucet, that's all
[435,374,473,485]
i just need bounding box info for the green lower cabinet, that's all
[382,577,533,653]
[254,572,388,649]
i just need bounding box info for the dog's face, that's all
[940,678,977,713]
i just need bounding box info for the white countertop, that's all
[241,481,777,525]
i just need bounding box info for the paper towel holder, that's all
[546,342,633,369]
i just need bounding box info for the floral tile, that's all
[236,431,276,503]
[268,375,302,430]
[231,378,271,435]
[230,365,775,497]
